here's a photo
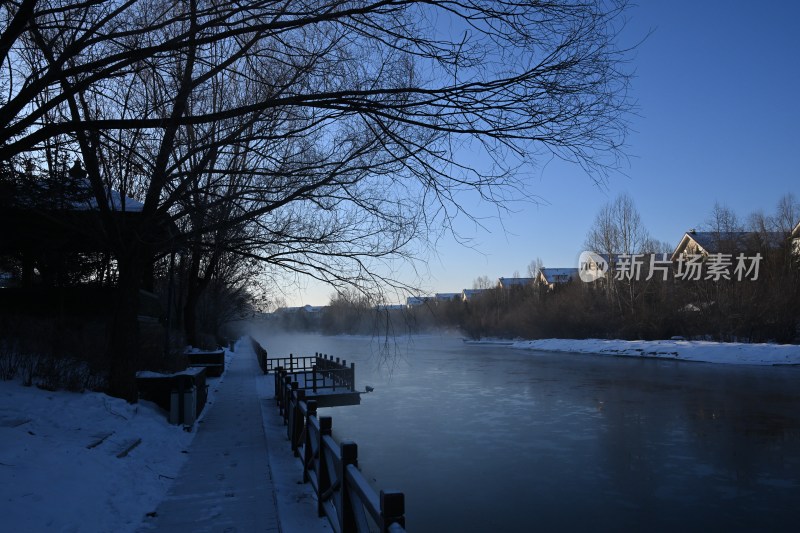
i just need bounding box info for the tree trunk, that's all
[183,244,222,347]
[184,286,200,347]
[107,250,144,402]
[183,246,202,347]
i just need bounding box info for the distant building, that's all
[406,296,434,308]
[375,304,404,311]
[670,230,785,261]
[435,292,460,302]
[536,268,578,290]
[498,277,534,290]
[461,289,488,301]
[274,305,325,315]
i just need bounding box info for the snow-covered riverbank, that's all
[0,345,327,533]
[507,338,800,365]
[0,379,196,532]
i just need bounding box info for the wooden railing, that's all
[265,350,405,532]
[252,338,269,373]
[273,356,356,394]
[251,336,355,386]
[280,384,406,532]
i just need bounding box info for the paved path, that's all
[139,342,281,533]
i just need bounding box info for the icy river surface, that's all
[252,329,800,532]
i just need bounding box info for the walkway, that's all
[139,341,281,533]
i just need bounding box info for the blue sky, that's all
[288,1,800,306]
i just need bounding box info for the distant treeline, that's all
[276,244,800,343]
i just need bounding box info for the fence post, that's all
[281,373,291,415]
[285,381,298,427]
[289,353,294,372]
[380,490,405,532]
[350,362,356,392]
[275,367,284,405]
[318,416,333,518]
[292,389,305,456]
[287,388,294,438]
[279,369,289,412]
[339,441,358,533]
[312,366,318,393]
[303,400,317,483]
[287,383,297,436]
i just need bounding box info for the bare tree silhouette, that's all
[2,0,636,399]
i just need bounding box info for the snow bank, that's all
[0,381,197,532]
[509,338,800,365]
[0,345,326,533]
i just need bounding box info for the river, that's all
[250,328,800,532]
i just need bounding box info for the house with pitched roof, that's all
[670,230,785,261]
[536,268,579,290]
[498,277,534,290]
[461,289,488,301]
[406,296,435,307]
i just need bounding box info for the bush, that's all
[0,316,108,391]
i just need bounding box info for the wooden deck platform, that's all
[279,368,362,407]
[302,389,361,408]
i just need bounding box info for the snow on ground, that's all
[0,344,329,533]
[0,381,194,532]
[254,370,331,533]
[0,355,234,533]
[509,338,800,365]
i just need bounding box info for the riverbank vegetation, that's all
[280,195,800,344]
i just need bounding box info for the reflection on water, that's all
[252,329,800,532]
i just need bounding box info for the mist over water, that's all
[250,325,800,532]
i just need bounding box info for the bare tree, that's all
[527,257,544,279]
[473,275,494,290]
[584,193,651,256]
[747,209,771,236]
[642,239,675,256]
[2,0,636,399]
[584,193,651,311]
[773,193,800,235]
[703,202,743,234]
